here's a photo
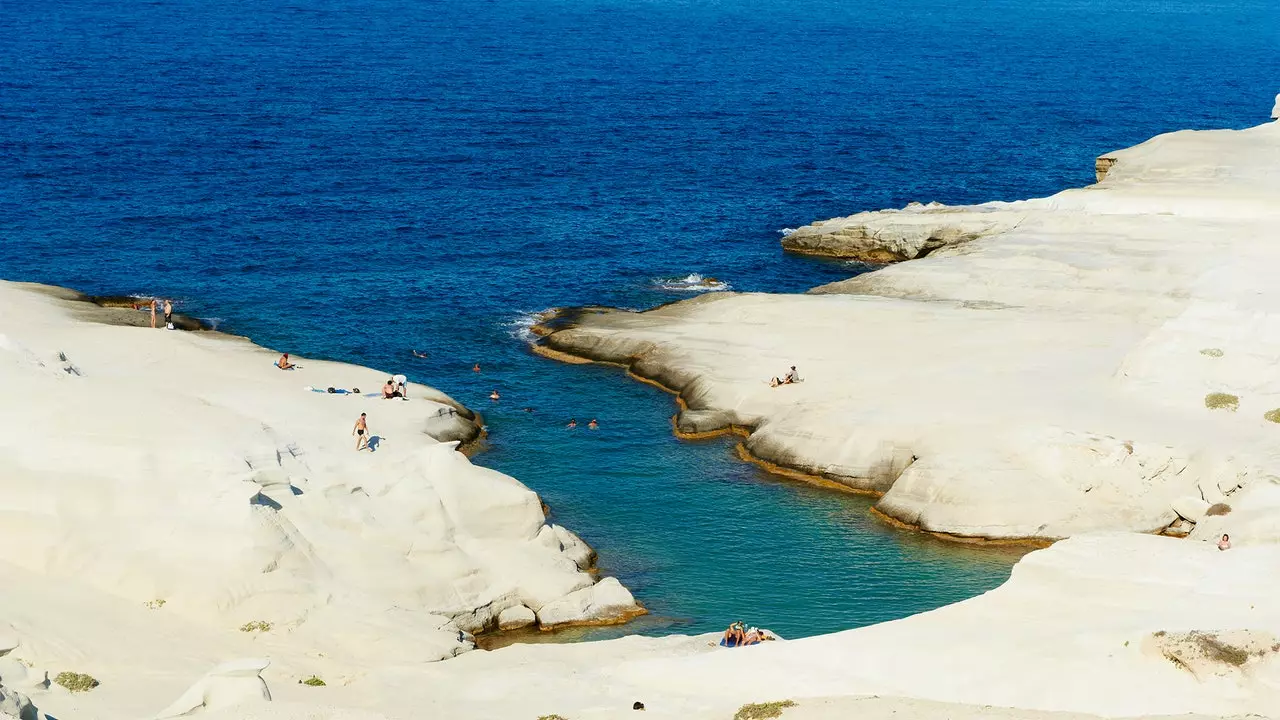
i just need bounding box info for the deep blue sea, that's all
[3,0,1276,641]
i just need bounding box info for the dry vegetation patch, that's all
[1205,393,1239,411]
[735,700,797,720]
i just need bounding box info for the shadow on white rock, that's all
[154,658,271,718]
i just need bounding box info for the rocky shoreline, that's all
[0,279,647,720]
[532,118,1280,545]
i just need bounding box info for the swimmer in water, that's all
[588,418,599,429]
[566,419,577,428]
[523,407,534,413]
[489,389,500,401]
[412,350,428,359]
[473,363,481,372]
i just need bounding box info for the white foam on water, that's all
[507,310,549,342]
[652,273,731,293]
[778,227,797,236]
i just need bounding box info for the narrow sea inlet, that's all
[472,346,1028,643]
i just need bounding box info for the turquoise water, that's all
[3,0,1276,639]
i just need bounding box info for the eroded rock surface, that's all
[540,120,1280,540]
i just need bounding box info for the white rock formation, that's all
[10,120,1280,720]
[780,201,1030,261]
[405,533,1280,719]
[155,658,272,718]
[539,120,1280,540]
[0,682,41,720]
[496,605,536,631]
[535,576,641,629]
[0,281,639,668]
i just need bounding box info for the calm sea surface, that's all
[2,0,1276,640]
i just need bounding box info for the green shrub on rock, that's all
[1204,393,1239,411]
[301,676,326,687]
[239,620,272,633]
[1200,348,1224,357]
[54,671,99,692]
[1264,409,1280,423]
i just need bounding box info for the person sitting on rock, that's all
[277,353,296,370]
[1218,533,1232,551]
[721,621,746,647]
[784,365,800,384]
[382,379,401,399]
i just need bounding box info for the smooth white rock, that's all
[0,281,638,666]
[540,119,1280,540]
[535,577,638,628]
[1172,496,1211,523]
[154,658,272,718]
[496,605,536,631]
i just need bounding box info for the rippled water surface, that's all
[2,0,1276,639]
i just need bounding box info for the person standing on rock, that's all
[353,413,370,451]
[149,298,158,328]
[163,299,174,329]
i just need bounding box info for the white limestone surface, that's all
[6,529,1279,720]
[540,120,1280,540]
[396,533,1280,719]
[0,281,638,674]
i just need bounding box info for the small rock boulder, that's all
[1172,496,1211,523]
[497,605,536,631]
[536,577,642,629]
[675,409,734,436]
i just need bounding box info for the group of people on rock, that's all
[383,375,409,399]
[720,621,774,647]
[136,297,176,329]
[281,350,616,450]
